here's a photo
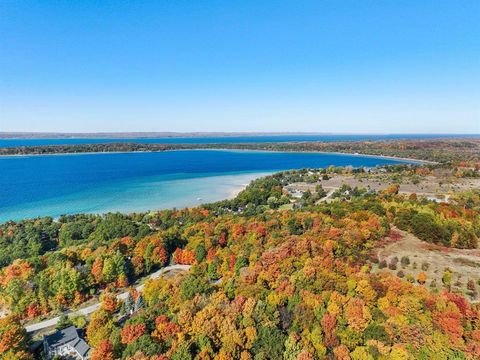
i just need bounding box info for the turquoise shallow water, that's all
[0,171,269,222]
[0,150,412,222]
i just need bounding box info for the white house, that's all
[43,326,90,359]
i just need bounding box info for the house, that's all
[43,326,90,359]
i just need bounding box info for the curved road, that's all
[25,264,191,333]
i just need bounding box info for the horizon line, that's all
[1,131,479,138]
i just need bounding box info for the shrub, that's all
[417,272,427,284]
[388,263,397,271]
[467,279,476,292]
[400,256,410,267]
[388,257,398,270]
[442,270,452,285]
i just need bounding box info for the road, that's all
[316,189,335,204]
[25,264,191,333]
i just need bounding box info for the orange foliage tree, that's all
[91,340,115,360]
[120,323,147,345]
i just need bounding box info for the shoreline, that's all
[228,182,253,199]
[0,171,272,224]
[0,148,437,165]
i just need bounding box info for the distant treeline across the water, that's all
[0,138,479,163]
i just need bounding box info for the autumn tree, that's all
[91,340,115,360]
[121,323,147,345]
[251,326,285,359]
[417,272,427,284]
[102,251,126,284]
[91,257,104,284]
[152,315,180,343]
[101,292,118,313]
[86,309,116,347]
[0,316,32,359]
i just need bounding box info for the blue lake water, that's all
[0,150,414,222]
[0,134,477,148]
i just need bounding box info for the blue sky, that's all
[0,0,479,133]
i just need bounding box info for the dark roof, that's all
[71,338,90,357]
[44,326,79,347]
[44,326,90,357]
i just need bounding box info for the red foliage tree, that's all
[218,231,227,247]
[255,223,266,238]
[445,292,472,316]
[26,304,40,319]
[321,313,338,348]
[433,310,463,342]
[120,323,147,345]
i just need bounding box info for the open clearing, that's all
[373,228,480,301]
